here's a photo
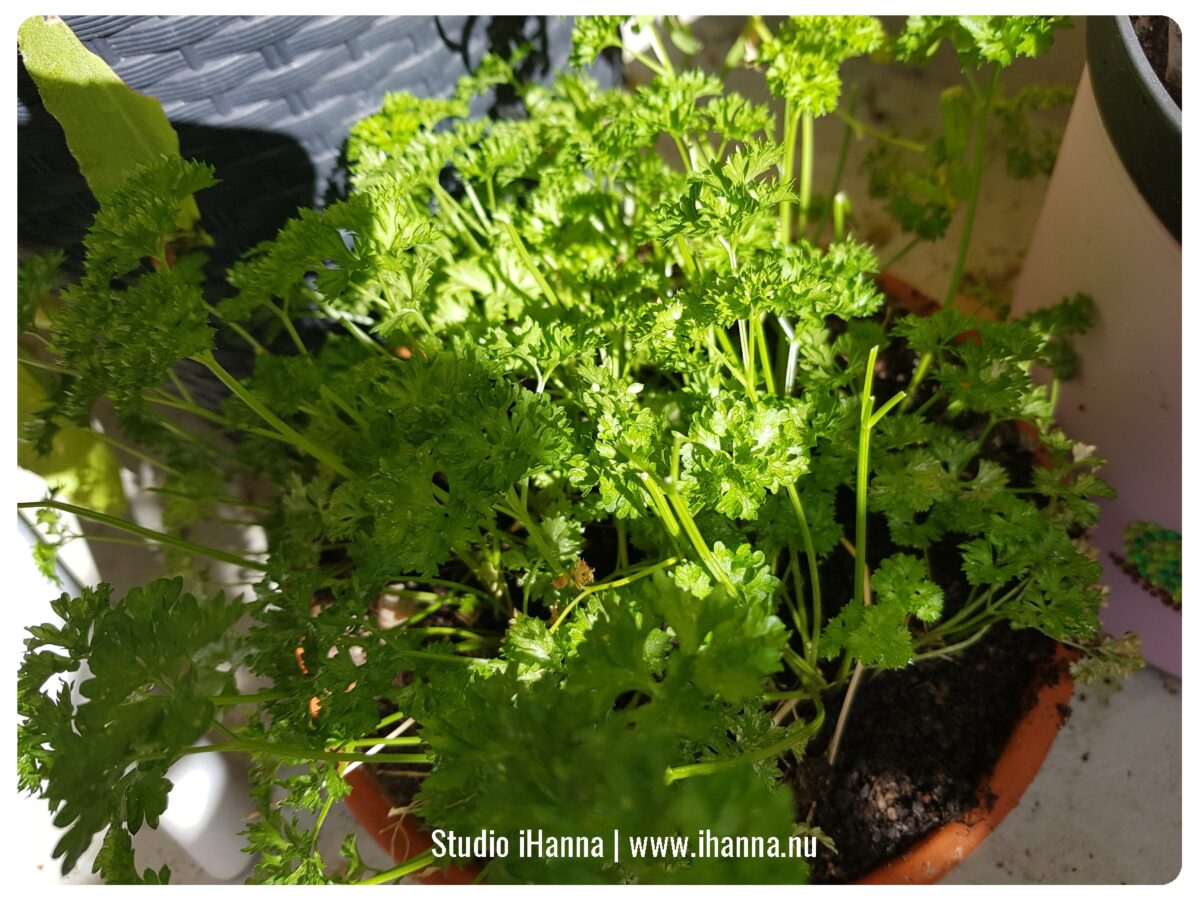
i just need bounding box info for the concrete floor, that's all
[16,16,1182,886]
[945,668,1182,884]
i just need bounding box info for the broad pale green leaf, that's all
[17,366,126,515]
[17,15,199,227]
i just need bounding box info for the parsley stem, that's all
[644,18,676,77]
[341,736,424,749]
[833,108,926,153]
[813,90,856,245]
[500,220,561,307]
[376,710,413,731]
[853,347,878,609]
[550,556,679,632]
[430,182,486,251]
[798,113,814,233]
[912,623,993,662]
[627,48,664,77]
[907,352,936,405]
[385,646,503,670]
[913,384,946,418]
[19,498,269,571]
[356,849,435,885]
[709,328,749,389]
[88,428,180,476]
[674,236,699,277]
[974,415,998,451]
[504,486,565,577]
[211,691,288,706]
[877,235,921,275]
[385,576,490,601]
[782,645,823,685]
[643,476,687,557]
[268,300,309,356]
[786,548,811,647]
[311,298,391,357]
[869,389,907,428]
[665,490,736,595]
[763,689,816,702]
[167,368,197,406]
[194,351,354,479]
[319,384,369,433]
[944,64,1000,308]
[922,580,1029,647]
[18,352,78,378]
[672,136,693,173]
[779,97,799,244]
[738,319,757,402]
[313,793,336,844]
[147,391,236,430]
[785,484,823,664]
[908,65,1001,408]
[825,661,864,766]
[462,183,492,230]
[202,301,266,354]
[776,315,801,395]
[171,739,430,765]
[754,315,776,395]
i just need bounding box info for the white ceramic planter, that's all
[160,739,257,880]
[1010,18,1181,676]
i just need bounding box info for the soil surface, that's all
[1132,16,1182,108]
[786,624,1060,883]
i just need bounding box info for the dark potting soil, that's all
[786,624,1060,883]
[1131,16,1182,108]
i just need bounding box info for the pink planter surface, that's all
[1011,67,1181,676]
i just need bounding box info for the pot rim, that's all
[1086,16,1182,241]
[855,644,1076,884]
[342,644,1075,885]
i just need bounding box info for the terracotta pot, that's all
[856,645,1075,884]
[342,645,1073,884]
[342,766,477,885]
[341,274,1078,884]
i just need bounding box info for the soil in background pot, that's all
[1131,16,1182,107]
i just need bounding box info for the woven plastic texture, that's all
[18,15,613,266]
[18,15,616,410]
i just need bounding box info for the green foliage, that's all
[895,16,1072,69]
[47,157,216,421]
[409,585,802,883]
[569,15,627,68]
[865,16,1073,242]
[760,16,885,114]
[1122,521,1182,604]
[16,14,1126,885]
[993,82,1075,178]
[18,250,64,334]
[17,579,240,875]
